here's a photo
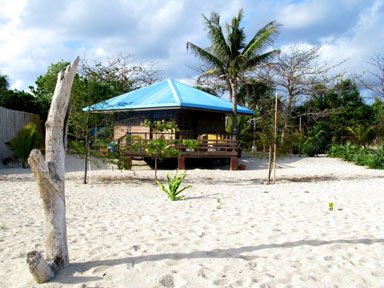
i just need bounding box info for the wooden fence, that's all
[0,107,41,160]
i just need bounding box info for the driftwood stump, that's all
[27,57,79,283]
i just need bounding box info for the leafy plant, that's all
[156,170,192,201]
[182,139,199,150]
[143,119,178,133]
[145,138,180,180]
[6,123,42,168]
[141,120,181,180]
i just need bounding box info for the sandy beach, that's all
[1,154,384,288]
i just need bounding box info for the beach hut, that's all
[84,78,254,170]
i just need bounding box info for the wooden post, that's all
[27,57,79,283]
[178,156,185,170]
[230,156,238,170]
[273,93,278,184]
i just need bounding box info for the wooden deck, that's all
[120,133,239,170]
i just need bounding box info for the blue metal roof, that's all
[83,78,254,115]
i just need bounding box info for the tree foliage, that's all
[0,72,10,95]
[294,79,376,155]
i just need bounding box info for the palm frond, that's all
[245,49,280,69]
[186,42,225,74]
[202,12,231,61]
[227,9,246,59]
[242,21,280,58]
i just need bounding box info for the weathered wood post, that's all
[27,57,79,283]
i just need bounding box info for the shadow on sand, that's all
[52,237,384,284]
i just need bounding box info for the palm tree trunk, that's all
[229,79,238,140]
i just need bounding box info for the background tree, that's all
[295,79,375,155]
[0,72,10,96]
[258,45,344,143]
[361,53,384,99]
[0,89,41,114]
[26,55,163,153]
[70,55,163,148]
[80,54,163,95]
[30,61,73,122]
[0,72,47,116]
[371,99,384,144]
[235,80,275,151]
[187,9,280,139]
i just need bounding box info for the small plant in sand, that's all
[216,198,222,209]
[328,202,334,211]
[156,170,191,201]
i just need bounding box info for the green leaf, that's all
[157,170,191,201]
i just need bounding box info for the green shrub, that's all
[156,170,192,201]
[328,144,343,158]
[329,142,358,162]
[327,143,384,169]
[301,126,329,156]
[301,141,321,157]
[6,123,42,168]
[366,146,384,169]
[182,139,199,150]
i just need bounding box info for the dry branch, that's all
[27,56,79,283]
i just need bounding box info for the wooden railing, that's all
[119,132,238,158]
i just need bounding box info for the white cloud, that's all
[0,0,382,92]
[10,79,24,90]
[278,1,325,29]
[318,0,384,77]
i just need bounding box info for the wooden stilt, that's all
[178,157,185,170]
[230,156,238,170]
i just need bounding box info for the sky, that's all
[0,0,383,92]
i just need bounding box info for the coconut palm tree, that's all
[187,9,280,139]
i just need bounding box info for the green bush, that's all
[182,139,199,150]
[328,142,358,161]
[156,170,192,201]
[301,141,321,157]
[300,125,329,156]
[6,123,42,168]
[366,145,384,169]
[327,143,384,169]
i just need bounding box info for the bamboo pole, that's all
[273,93,278,184]
[268,144,273,183]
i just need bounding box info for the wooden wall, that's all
[0,107,41,160]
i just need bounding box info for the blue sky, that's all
[0,0,383,92]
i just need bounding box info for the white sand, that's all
[1,155,384,288]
